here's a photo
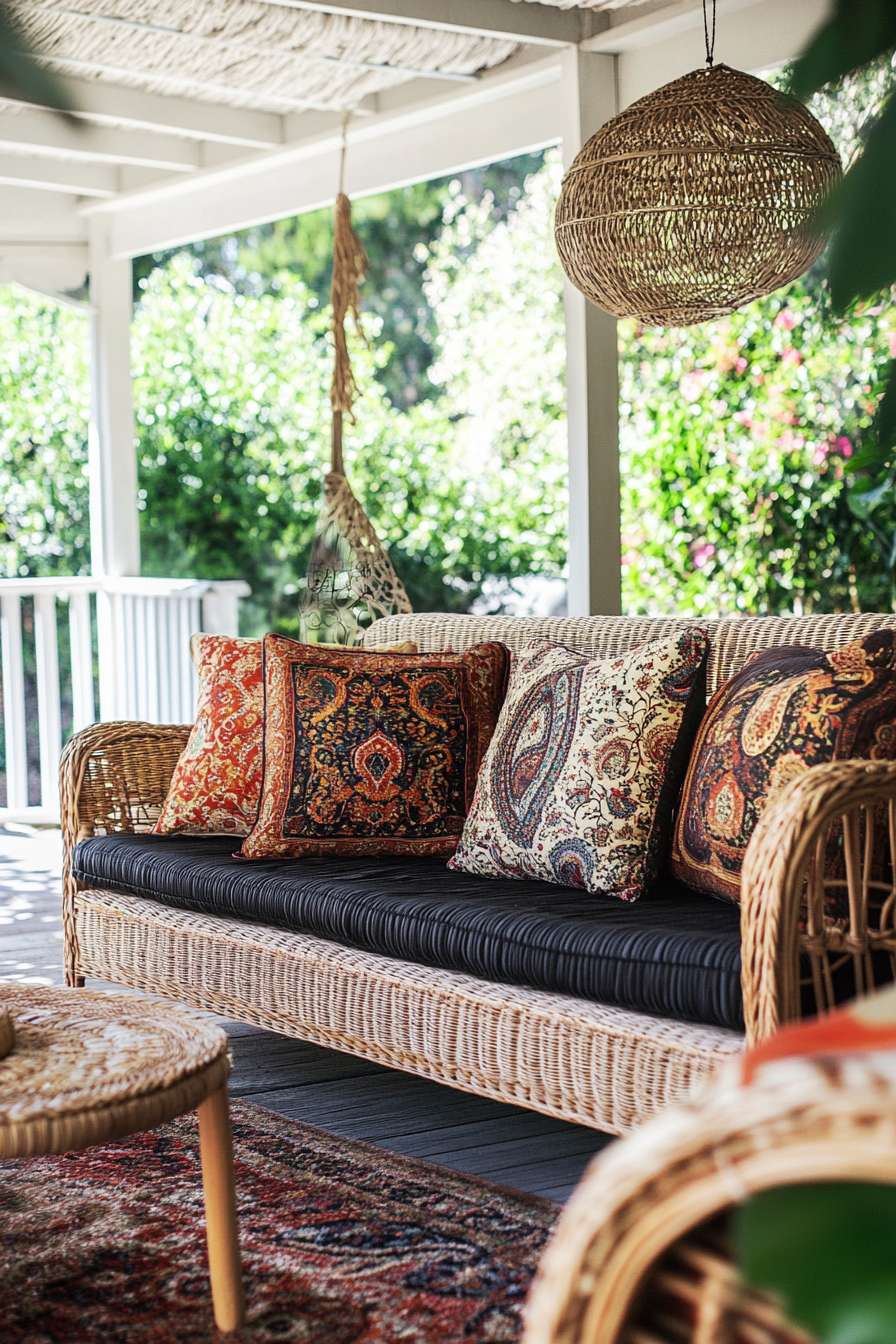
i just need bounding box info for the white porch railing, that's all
[0,576,249,825]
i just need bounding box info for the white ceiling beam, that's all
[582,0,833,62]
[0,186,88,242]
[0,240,89,303]
[261,0,606,45]
[608,0,833,107]
[84,55,563,258]
[582,0,762,52]
[0,154,116,196]
[9,77,285,147]
[0,108,200,170]
[34,52,337,114]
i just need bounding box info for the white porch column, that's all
[88,212,141,719]
[560,48,622,617]
[88,213,140,579]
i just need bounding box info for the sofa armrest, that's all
[60,720,191,985]
[741,759,896,1047]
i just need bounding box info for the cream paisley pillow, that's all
[449,630,709,901]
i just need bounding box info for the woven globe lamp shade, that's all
[555,64,841,327]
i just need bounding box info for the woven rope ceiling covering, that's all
[12,0,521,114]
[512,1,660,9]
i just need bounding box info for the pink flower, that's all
[692,542,716,570]
[835,436,853,458]
[888,332,896,359]
[679,370,709,403]
[781,348,802,367]
[735,356,748,373]
[779,430,806,452]
[733,409,752,428]
[812,444,828,466]
[774,310,797,330]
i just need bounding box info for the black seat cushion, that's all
[73,834,744,1032]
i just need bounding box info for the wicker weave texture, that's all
[524,1050,896,1344]
[554,65,841,326]
[60,613,896,1133]
[0,1004,13,1061]
[741,759,896,1045]
[73,889,742,1135]
[0,986,230,1158]
[60,720,191,983]
[365,611,896,700]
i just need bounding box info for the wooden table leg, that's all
[198,1085,246,1333]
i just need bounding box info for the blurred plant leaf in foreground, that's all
[737,1183,896,1344]
[0,3,75,115]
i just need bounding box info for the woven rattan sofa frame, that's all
[60,612,896,1136]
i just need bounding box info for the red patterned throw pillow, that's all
[156,634,418,838]
[155,635,264,837]
[448,630,709,901]
[240,637,510,859]
[670,632,896,903]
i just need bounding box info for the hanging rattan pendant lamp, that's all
[300,130,412,645]
[554,0,842,327]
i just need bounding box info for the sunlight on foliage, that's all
[3,56,896,622]
[0,290,90,577]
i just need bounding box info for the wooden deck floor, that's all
[0,825,614,1202]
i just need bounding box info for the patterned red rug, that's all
[0,1099,559,1343]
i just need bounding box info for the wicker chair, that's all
[61,612,896,1136]
[522,1031,896,1344]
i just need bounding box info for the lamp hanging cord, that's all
[329,112,368,475]
[702,0,716,68]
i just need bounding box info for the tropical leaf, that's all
[0,3,75,114]
[848,477,893,520]
[737,1183,896,1344]
[790,0,896,101]
[819,95,896,309]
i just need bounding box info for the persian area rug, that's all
[0,1099,559,1343]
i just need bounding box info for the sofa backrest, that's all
[364,612,896,700]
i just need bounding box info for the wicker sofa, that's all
[61,612,896,1135]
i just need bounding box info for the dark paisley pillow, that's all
[448,629,709,901]
[670,632,896,903]
[241,636,510,859]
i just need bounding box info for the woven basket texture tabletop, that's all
[0,987,227,1125]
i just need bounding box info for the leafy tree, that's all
[0,288,90,578]
[618,58,896,615]
[134,154,544,410]
[133,162,569,632]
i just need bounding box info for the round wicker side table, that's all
[0,985,245,1334]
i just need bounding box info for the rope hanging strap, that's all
[300,163,412,641]
[329,191,368,475]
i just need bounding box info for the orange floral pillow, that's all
[155,634,417,837]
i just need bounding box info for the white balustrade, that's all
[0,576,249,825]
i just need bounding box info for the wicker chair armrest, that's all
[61,720,191,851]
[60,721,190,985]
[741,758,896,1047]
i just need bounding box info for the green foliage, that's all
[134,154,545,410]
[8,55,896,628]
[791,1,896,104]
[132,162,568,634]
[789,2,896,581]
[618,59,896,615]
[618,283,896,614]
[0,288,90,577]
[737,1183,896,1344]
